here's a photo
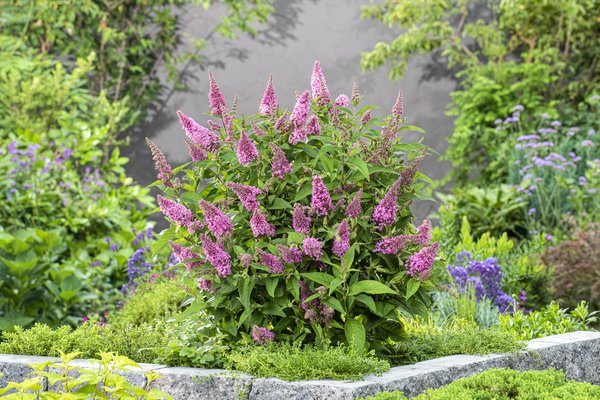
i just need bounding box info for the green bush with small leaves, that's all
[363,368,600,399]
[226,343,390,381]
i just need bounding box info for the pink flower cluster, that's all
[250,209,276,237]
[146,138,173,185]
[407,243,439,280]
[269,143,292,179]
[157,195,195,229]
[237,131,259,166]
[302,237,323,260]
[332,219,350,257]
[257,249,284,273]
[311,175,333,216]
[226,182,263,211]
[293,204,312,235]
[208,70,227,116]
[290,90,310,127]
[199,200,233,238]
[310,61,330,104]
[177,110,220,152]
[276,245,303,263]
[374,219,432,255]
[201,235,231,277]
[251,325,275,345]
[372,180,402,230]
[345,189,363,218]
[259,75,278,115]
[169,241,205,270]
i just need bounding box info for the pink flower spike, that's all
[250,209,276,237]
[289,124,308,144]
[157,195,194,228]
[302,237,323,260]
[198,199,233,238]
[293,204,311,235]
[197,278,213,292]
[226,182,263,211]
[374,236,410,255]
[334,94,350,107]
[177,110,221,152]
[275,111,289,131]
[345,189,363,218]
[311,175,333,216]
[200,235,231,277]
[310,61,330,104]
[372,181,401,230]
[184,137,207,162]
[391,89,403,118]
[277,245,303,264]
[360,110,372,125]
[257,249,284,273]
[260,74,278,115]
[332,219,350,257]
[290,90,310,126]
[306,115,321,135]
[351,78,360,103]
[146,138,173,186]
[414,219,432,246]
[169,241,205,270]
[252,325,275,345]
[269,143,292,179]
[237,130,259,166]
[407,243,439,280]
[208,70,227,116]
[252,121,267,137]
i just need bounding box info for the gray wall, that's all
[124,0,456,221]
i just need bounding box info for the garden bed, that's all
[1,331,599,399]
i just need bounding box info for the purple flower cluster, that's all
[298,280,334,324]
[199,200,233,238]
[157,196,195,230]
[332,219,350,257]
[250,209,276,237]
[448,252,517,313]
[169,241,205,270]
[208,70,227,116]
[290,90,311,127]
[372,180,401,230]
[269,143,292,179]
[251,325,275,345]
[293,204,312,235]
[146,138,173,186]
[310,61,330,104]
[226,182,263,211]
[302,237,323,260]
[201,235,231,277]
[257,248,284,273]
[260,74,278,115]
[177,110,221,152]
[276,245,303,263]
[345,189,363,218]
[237,130,259,166]
[311,175,333,216]
[406,243,439,280]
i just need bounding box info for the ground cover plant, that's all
[150,61,442,354]
[363,368,600,399]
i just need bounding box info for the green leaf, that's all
[301,272,335,287]
[261,302,286,317]
[152,226,176,256]
[342,244,357,269]
[293,184,312,202]
[265,277,278,298]
[239,278,255,309]
[348,280,397,296]
[321,297,345,314]
[348,157,370,181]
[398,124,425,134]
[328,278,344,296]
[344,319,366,353]
[405,279,421,300]
[355,294,378,315]
[268,198,292,210]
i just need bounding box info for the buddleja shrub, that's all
[148,62,441,352]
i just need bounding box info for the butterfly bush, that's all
[148,64,439,351]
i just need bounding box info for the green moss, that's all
[364,368,600,399]
[387,319,524,366]
[227,343,390,381]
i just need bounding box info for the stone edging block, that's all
[0,331,598,399]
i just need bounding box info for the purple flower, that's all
[406,243,439,280]
[237,131,259,166]
[290,90,311,126]
[260,74,278,115]
[414,219,431,246]
[374,236,410,255]
[197,278,213,292]
[208,70,227,116]
[169,241,205,270]
[360,110,372,125]
[177,110,221,152]
[289,124,308,144]
[238,253,253,268]
[201,235,231,277]
[276,245,303,263]
[528,208,537,216]
[269,143,292,179]
[110,244,119,251]
[311,175,333,216]
[332,219,350,257]
[257,249,284,273]
[275,111,288,131]
[252,325,275,345]
[588,129,596,136]
[157,195,195,229]
[345,189,363,218]
[351,78,360,103]
[250,209,276,237]
[90,261,102,267]
[199,200,233,238]
[145,138,173,186]
[184,137,207,162]
[551,120,561,127]
[581,140,594,147]
[372,181,401,230]
[226,182,263,211]
[334,94,350,107]
[252,121,267,137]
[391,89,403,117]
[310,61,330,104]
[302,237,323,260]
[298,280,319,311]
[306,115,321,135]
[293,204,311,235]
[513,104,524,112]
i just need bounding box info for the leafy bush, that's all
[499,301,598,341]
[363,368,600,399]
[361,0,599,184]
[506,99,600,234]
[151,62,441,353]
[1,1,273,128]
[433,290,500,329]
[0,352,172,399]
[542,228,600,310]
[226,343,390,381]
